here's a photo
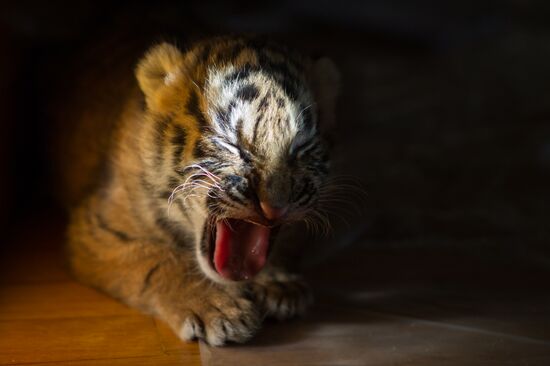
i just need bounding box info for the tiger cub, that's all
[65,36,339,346]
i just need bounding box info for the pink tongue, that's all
[214,219,271,281]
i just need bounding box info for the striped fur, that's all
[65,36,339,345]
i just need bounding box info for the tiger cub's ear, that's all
[309,57,341,130]
[136,43,184,109]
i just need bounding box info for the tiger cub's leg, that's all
[67,199,260,346]
[248,267,314,320]
[146,265,261,346]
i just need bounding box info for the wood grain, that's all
[0,218,202,366]
[0,316,163,364]
[0,283,136,320]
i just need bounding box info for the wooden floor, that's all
[0,217,201,366]
[2,216,549,365]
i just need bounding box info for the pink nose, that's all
[260,201,288,220]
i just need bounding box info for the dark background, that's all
[0,0,549,266]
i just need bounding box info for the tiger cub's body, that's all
[62,36,339,345]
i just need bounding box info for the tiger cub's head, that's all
[136,37,340,283]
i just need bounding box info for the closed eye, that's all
[290,139,316,159]
[238,147,253,163]
[212,138,252,163]
[213,138,240,156]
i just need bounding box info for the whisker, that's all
[188,164,222,182]
[182,172,222,190]
[296,103,314,121]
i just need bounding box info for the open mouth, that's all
[205,218,272,281]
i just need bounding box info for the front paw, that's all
[249,268,313,320]
[177,288,261,346]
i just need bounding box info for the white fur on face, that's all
[204,66,316,166]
